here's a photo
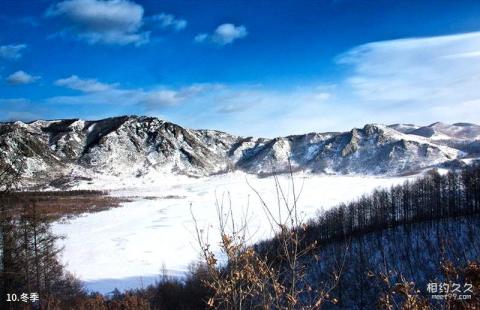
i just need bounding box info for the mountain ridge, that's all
[1,115,479,189]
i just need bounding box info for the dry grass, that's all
[0,190,130,221]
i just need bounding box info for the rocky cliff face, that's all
[0,116,477,188]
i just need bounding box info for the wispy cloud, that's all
[55,75,116,92]
[194,33,208,43]
[189,85,336,136]
[147,13,187,31]
[0,44,27,60]
[139,85,210,108]
[6,70,40,85]
[52,75,213,108]
[336,32,480,104]
[175,32,480,136]
[195,23,248,46]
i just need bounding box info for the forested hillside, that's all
[253,165,480,308]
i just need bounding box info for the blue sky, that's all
[1,0,480,136]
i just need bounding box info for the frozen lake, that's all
[52,172,411,293]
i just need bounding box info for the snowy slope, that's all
[409,122,480,140]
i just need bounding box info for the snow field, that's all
[52,172,411,293]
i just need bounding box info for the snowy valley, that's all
[1,116,479,294]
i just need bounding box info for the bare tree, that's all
[192,159,341,309]
[0,155,81,308]
[0,155,25,307]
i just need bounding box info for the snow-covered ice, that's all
[52,172,412,294]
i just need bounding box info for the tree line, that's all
[274,165,480,254]
[253,164,480,308]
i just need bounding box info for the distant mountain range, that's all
[0,116,479,188]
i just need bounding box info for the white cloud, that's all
[46,0,149,46]
[0,44,27,60]
[139,85,210,107]
[213,24,247,45]
[140,89,181,107]
[188,31,480,137]
[148,13,187,31]
[13,31,480,136]
[336,32,480,104]
[46,0,186,45]
[52,75,213,109]
[55,75,116,92]
[194,33,208,43]
[195,23,248,46]
[6,70,40,85]
[189,85,336,136]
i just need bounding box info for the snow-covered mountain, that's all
[388,122,480,157]
[1,116,478,188]
[389,122,480,140]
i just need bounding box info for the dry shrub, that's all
[376,260,480,309]
[376,272,430,309]
[192,162,341,309]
